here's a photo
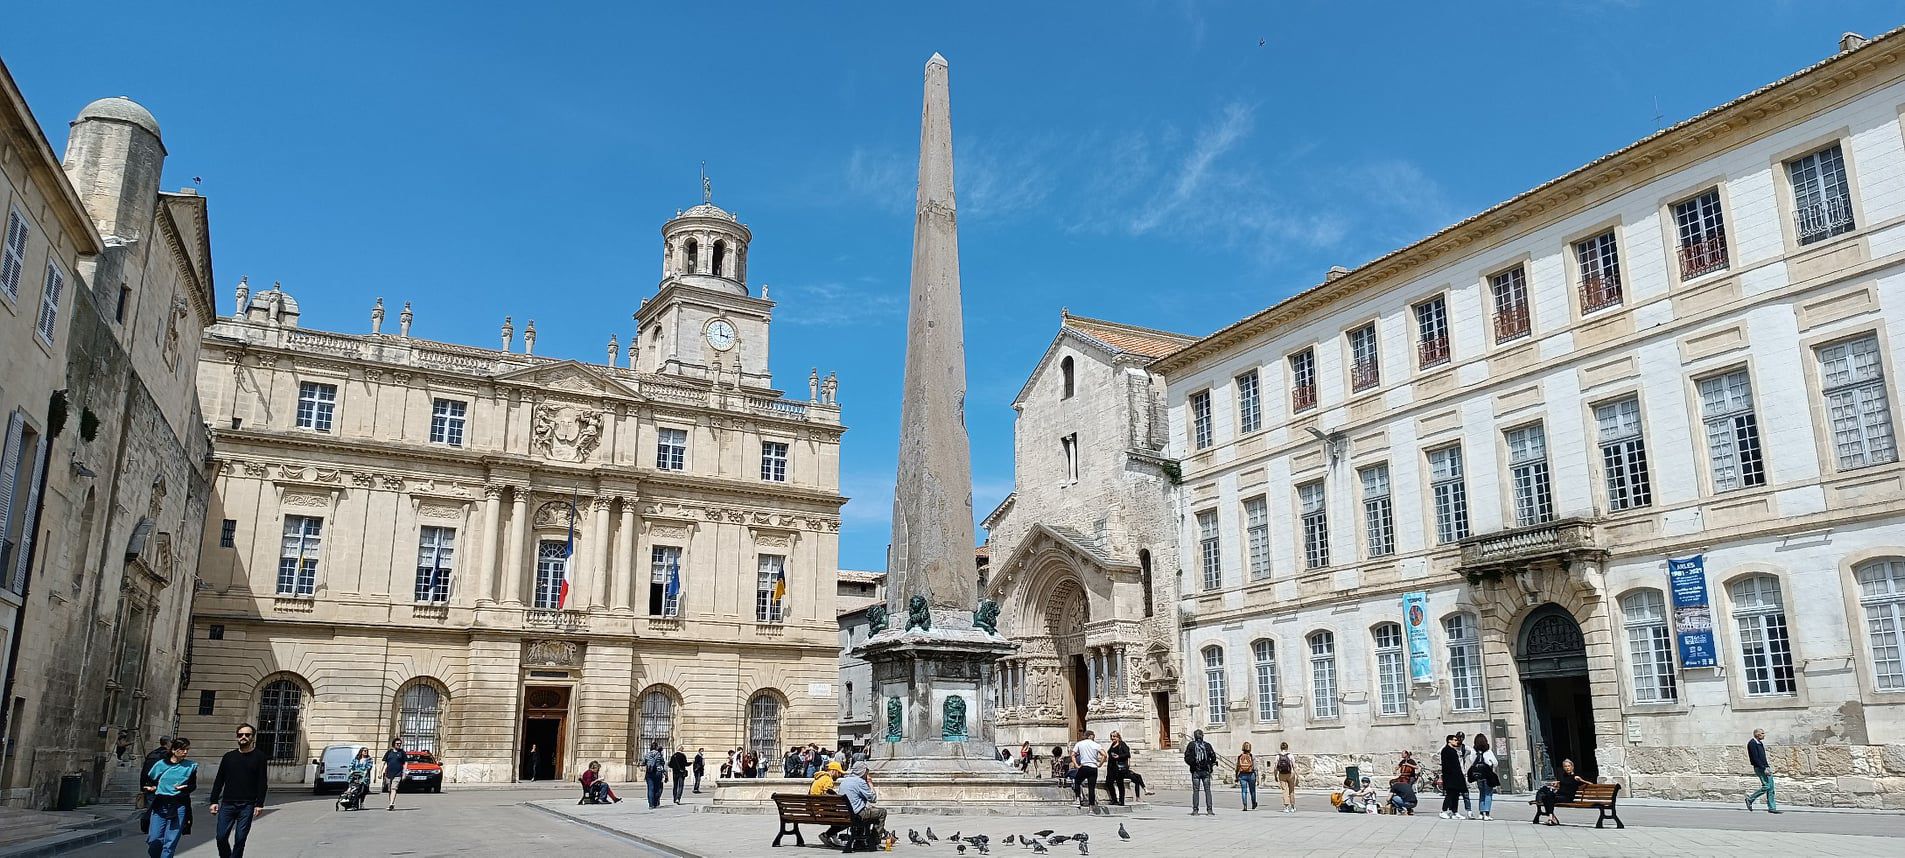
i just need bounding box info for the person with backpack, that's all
[1183,729,1216,815]
[1273,742,1298,813]
[1235,741,1259,810]
[642,741,667,808]
[1468,734,1500,820]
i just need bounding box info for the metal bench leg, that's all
[774,820,802,847]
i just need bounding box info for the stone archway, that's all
[1044,579,1089,737]
[1515,604,1597,784]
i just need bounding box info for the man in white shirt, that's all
[1071,731,1104,808]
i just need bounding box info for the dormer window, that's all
[1060,356,1075,399]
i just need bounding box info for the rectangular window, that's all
[1414,297,1450,369]
[34,260,65,344]
[761,440,789,482]
[1428,446,1471,544]
[1374,624,1407,716]
[219,519,237,548]
[1190,391,1213,450]
[1,208,27,299]
[756,554,787,623]
[1575,230,1623,313]
[414,526,454,603]
[1731,577,1797,696]
[429,399,467,446]
[1789,144,1856,244]
[295,383,337,432]
[209,624,224,640]
[656,428,687,471]
[116,285,131,323]
[648,545,682,616]
[1299,481,1329,569]
[1359,464,1394,558]
[1289,349,1318,411]
[1203,647,1227,726]
[1672,189,1728,279]
[197,690,216,717]
[1596,396,1653,510]
[1489,265,1531,342]
[1859,560,1905,692]
[1197,510,1221,591]
[276,515,322,596]
[534,540,567,609]
[1235,370,1261,434]
[1309,633,1338,719]
[1251,639,1278,722]
[1243,496,1270,581]
[1506,424,1555,527]
[1443,615,1484,711]
[1622,590,1679,703]
[1698,369,1766,491]
[1347,323,1380,392]
[1818,335,1898,470]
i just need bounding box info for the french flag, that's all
[556,500,576,609]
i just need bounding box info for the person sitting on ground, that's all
[1388,775,1418,815]
[581,760,621,803]
[1340,777,1377,813]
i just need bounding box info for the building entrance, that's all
[520,685,570,781]
[1516,604,1597,787]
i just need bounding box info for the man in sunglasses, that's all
[208,724,269,857]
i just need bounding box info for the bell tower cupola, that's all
[661,173,752,296]
[635,173,775,388]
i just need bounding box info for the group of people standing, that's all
[1042,731,1145,807]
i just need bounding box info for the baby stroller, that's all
[337,770,369,811]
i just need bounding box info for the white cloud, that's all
[772,280,904,327]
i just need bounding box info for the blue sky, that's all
[5,2,1899,572]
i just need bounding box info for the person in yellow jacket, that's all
[811,761,848,847]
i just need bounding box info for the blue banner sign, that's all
[1668,555,1718,669]
[1403,591,1433,684]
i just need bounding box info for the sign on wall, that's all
[1668,555,1719,668]
[1403,591,1433,684]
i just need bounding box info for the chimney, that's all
[1840,32,1869,53]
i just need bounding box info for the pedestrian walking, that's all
[1071,730,1103,807]
[208,724,269,857]
[1183,729,1216,815]
[669,748,690,803]
[1437,735,1469,819]
[643,741,667,807]
[693,749,706,793]
[1746,728,1782,813]
[1235,741,1259,810]
[1468,734,1499,820]
[138,736,172,809]
[1102,732,1133,805]
[1273,742,1298,812]
[381,738,407,811]
[522,744,539,781]
[141,737,197,858]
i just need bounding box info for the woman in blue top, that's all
[141,737,197,858]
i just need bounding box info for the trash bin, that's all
[1345,764,1359,786]
[56,773,84,811]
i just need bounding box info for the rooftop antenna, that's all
[1653,96,1663,132]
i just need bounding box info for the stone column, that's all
[612,498,635,611]
[503,488,528,605]
[476,484,502,605]
[1086,650,1098,702]
[590,497,611,609]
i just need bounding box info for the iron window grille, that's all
[1672,190,1729,279]
[1414,297,1450,369]
[1788,144,1856,244]
[1290,350,1318,411]
[1489,266,1531,342]
[1575,231,1623,313]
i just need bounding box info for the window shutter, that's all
[0,412,23,566]
[9,433,45,592]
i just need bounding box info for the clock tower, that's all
[634,195,775,388]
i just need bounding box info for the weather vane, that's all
[700,160,712,203]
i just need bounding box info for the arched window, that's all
[397,682,443,752]
[1729,575,1795,696]
[1620,590,1677,703]
[1250,639,1277,723]
[1308,631,1338,719]
[639,688,676,750]
[712,240,727,277]
[1856,559,1905,691]
[257,677,306,762]
[1373,623,1407,716]
[1201,645,1227,726]
[1060,356,1075,399]
[684,238,699,273]
[1138,549,1154,619]
[747,693,782,760]
[1442,613,1484,712]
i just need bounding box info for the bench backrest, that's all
[1576,783,1619,801]
[772,792,852,814]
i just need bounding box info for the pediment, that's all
[986,522,1137,600]
[497,360,638,399]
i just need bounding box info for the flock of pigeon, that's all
[889,823,1133,856]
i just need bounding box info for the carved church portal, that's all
[1047,580,1089,737]
[1516,603,1597,786]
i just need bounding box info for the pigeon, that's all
[958,846,967,855]
[1078,845,1089,857]
[977,846,989,856]
[950,831,961,842]
[1118,823,1130,841]
[1004,835,1017,845]
[927,828,939,841]
[1031,843,1048,855]
[910,830,928,846]
[1049,835,1070,845]
[1033,830,1054,838]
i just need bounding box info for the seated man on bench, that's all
[837,762,886,852]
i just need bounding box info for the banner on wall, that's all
[1403,591,1434,684]
[1668,555,1719,669]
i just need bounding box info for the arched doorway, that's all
[1516,604,1596,785]
[1045,580,1089,737]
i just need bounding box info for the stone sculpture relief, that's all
[866,604,888,634]
[525,639,578,666]
[943,695,967,741]
[885,696,903,741]
[972,599,1000,634]
[530,402,604,463]
[905,594,932,632]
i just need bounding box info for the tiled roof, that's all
[1062,312,1196,359]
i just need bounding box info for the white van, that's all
[313,744,365,794]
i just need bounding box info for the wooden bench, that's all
[1532,781,1623,829]
[771,793,855,847]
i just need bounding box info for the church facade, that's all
[178,200,846,784]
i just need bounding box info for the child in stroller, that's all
[578,760,621,804]
[338,747,374,811]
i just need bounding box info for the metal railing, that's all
[1291,384,1318,412]
[1417,336,1450,369]
[1350,360,1380,392]
[1493,304,1530,342]
[1795,196,1855,244]
[1676,233,1729,279]
[1579,273,1622,313]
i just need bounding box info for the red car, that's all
[401,750,444,793]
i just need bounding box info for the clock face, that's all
[705,319,737,351]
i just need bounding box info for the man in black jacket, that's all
[1745,728,1781,813]
[208,724,269,858]
[1183,729,1216,816]
[137,737,172,809]
[1437,735,1468,819]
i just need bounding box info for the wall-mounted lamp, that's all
[1304,426,1347,464]
[70,452,97,479]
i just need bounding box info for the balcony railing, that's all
[1676,233,1729,279]
[1350,360,1380,392]
[1579,273,1623,313]
[1417,336,1450,369]
[1455,518,1604,575]
[1291,383,1317,412]
[1795,196,1856,244]
[1493,304,1530,342]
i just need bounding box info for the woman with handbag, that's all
[141,737,197,858]
[1468,734,1500,820]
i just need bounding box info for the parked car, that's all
[401,750,444,792]
[313,744,365,794]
